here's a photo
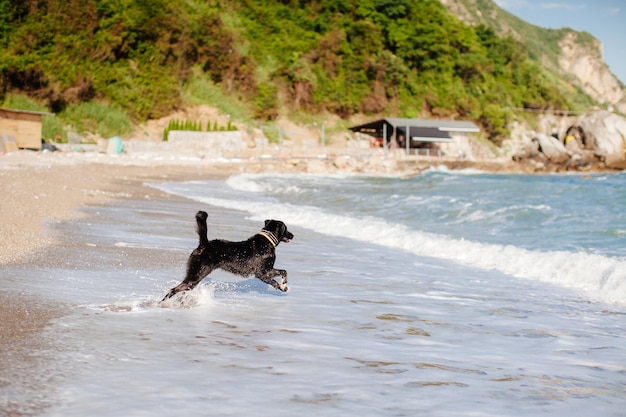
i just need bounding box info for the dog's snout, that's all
[282,231,294,242]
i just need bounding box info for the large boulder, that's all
[577,111,626,165]
[533,133,570,163]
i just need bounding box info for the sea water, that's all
[2,169,625,416]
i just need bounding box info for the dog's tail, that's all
[196,211,209,247]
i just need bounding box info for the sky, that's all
[493,0,626,84]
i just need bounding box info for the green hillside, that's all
[0,0,593,144]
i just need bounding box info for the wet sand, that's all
[0,153,243,416]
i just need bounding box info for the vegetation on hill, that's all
[439,0,598,111]
[0,0,585,144]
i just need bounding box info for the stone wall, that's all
[124,131,244,158]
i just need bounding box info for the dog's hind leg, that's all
[161,259,213,301]
[161,281,195,301]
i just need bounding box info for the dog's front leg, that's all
[273,269,289,291]
[257,269,289,292]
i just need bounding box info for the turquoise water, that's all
[227,170,626,257]
[179,170,626,305]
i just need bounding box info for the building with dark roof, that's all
[349,118,480,155]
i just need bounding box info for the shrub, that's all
[163,118,237,140]
[61,101,132,139]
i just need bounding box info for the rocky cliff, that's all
[438,0,626,114]
[500,110,626,172]
[558,33,625,112]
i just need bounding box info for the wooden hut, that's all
[0,108,53,150]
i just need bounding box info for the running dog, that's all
[162,211,293,300]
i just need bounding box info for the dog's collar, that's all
[258,230,279,247]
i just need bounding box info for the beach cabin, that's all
[349,118,480,156]
[0,108,52,151]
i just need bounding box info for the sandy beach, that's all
[0,151,247,415]
[0,153,242,264]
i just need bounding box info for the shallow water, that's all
[1,170,625,416]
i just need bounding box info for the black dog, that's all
[162,211,293,301]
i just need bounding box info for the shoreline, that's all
[1,148,624,271]
[0,149,623,415]
[1,149,623,266]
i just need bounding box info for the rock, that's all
[533,133,570,163]
[566,158,592,171]
[577,111,626,165]
[564,134,582,153]
[532,160,545,170]
[305,159,329,173]
[606,159,626,170]
[333,155,352,169]
[505,105,626,171]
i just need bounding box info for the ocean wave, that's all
[226,173,353,196]
[423,165,489,175]
[183,193,626,306]
[450,204,552,225]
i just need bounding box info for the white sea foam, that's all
[157,283,217,309]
